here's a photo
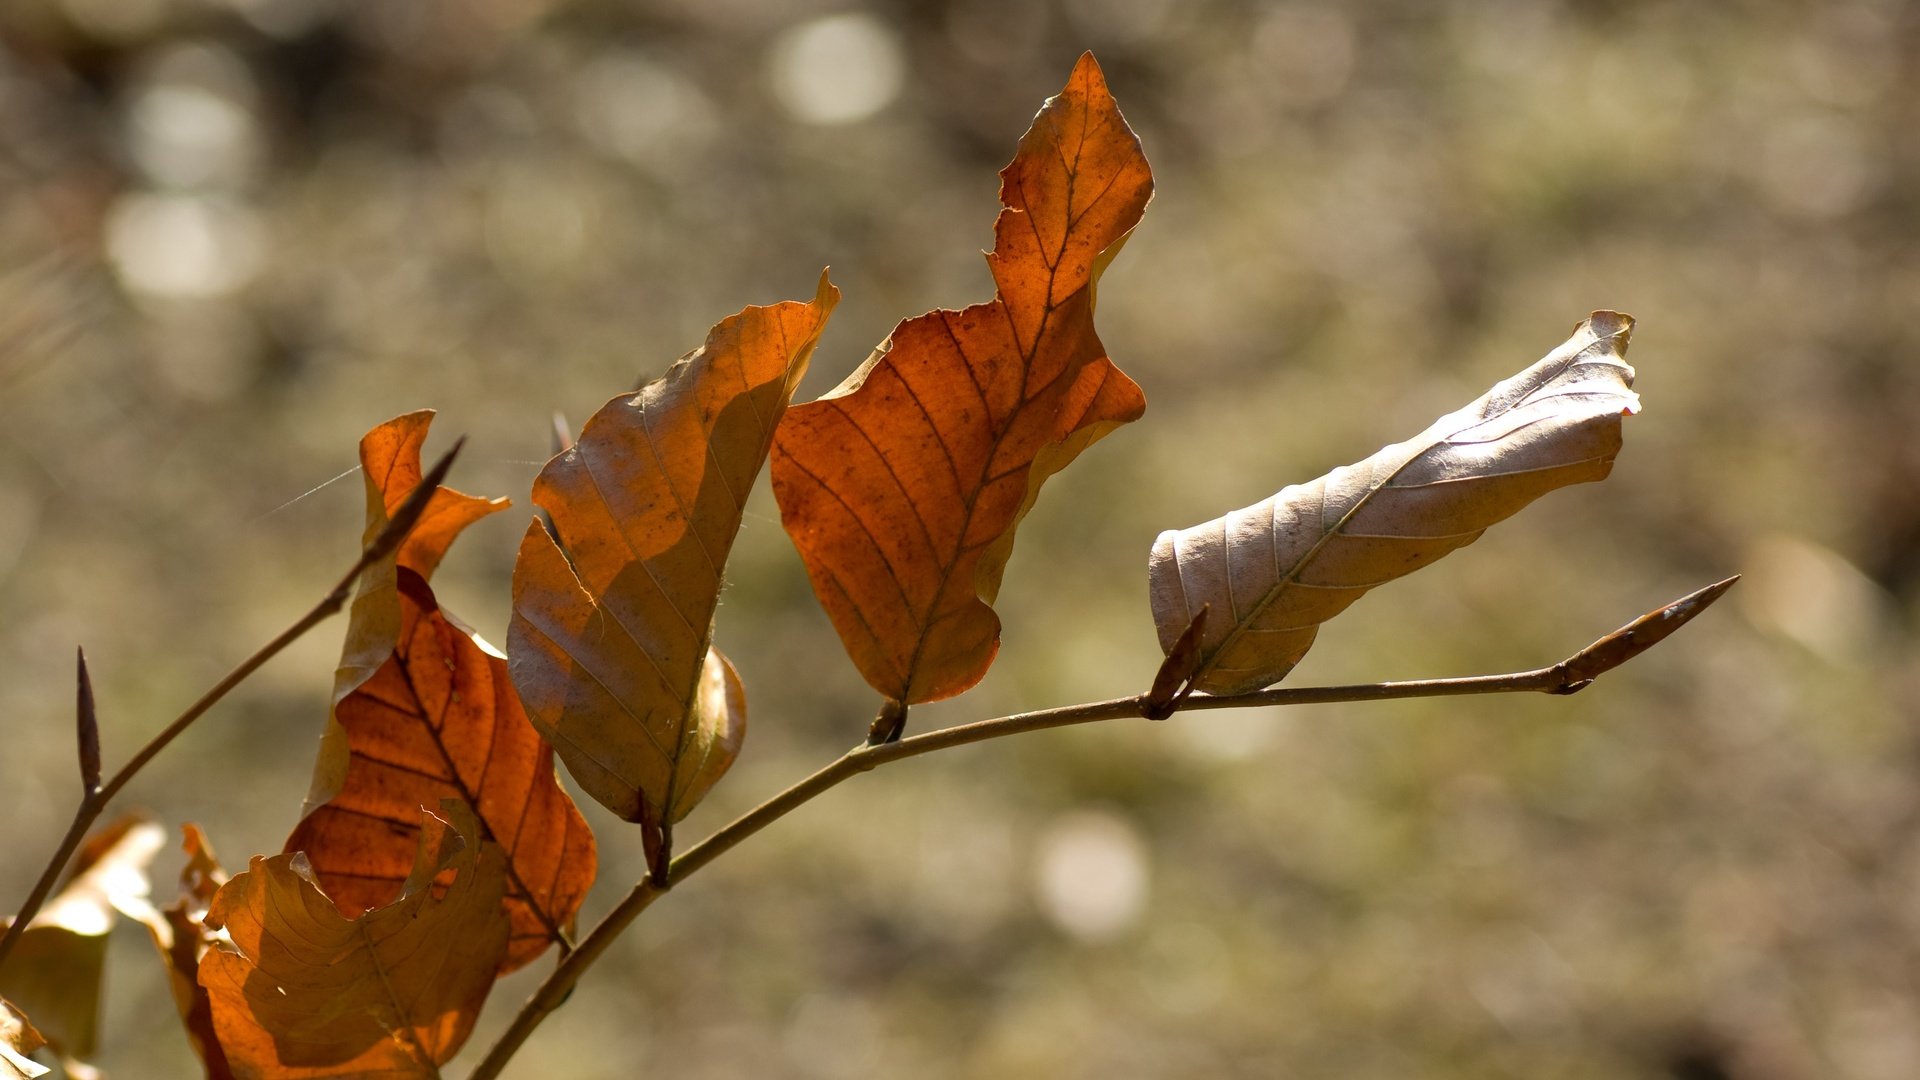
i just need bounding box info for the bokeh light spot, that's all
[1033,809,1150,942]
[767,14,906,126]
[105,194,264,299]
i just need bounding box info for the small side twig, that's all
[468,575,1736,1079]
[0,439,465,969]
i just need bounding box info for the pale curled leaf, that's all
[0,815,165,1064]
[201,803,508,1078]
[287,569,595,972]
[1151,312,1640,695]
[509,273,837,867]
[2,999,48,1080]
[771,52,1152,708]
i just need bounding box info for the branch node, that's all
[648,822,674,889]
[867,700,908,746]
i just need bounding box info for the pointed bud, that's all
[1558,575,1741,691]
[77,646,101,794]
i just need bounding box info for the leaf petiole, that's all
[467,575,1736,1080]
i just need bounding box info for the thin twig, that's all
[0,440,464,969]
[467,575,1737,1079]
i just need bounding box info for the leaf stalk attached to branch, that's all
[468,575,1736,1080]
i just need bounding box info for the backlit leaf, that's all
[303,410,509,818]
[287,568,595,971]
[141,825,232,1079]
[1150,312,1640,695]
[0,815,164,1066]
[1,997,46,1080]
[201,802,508,1078]
[509,272,837,871]
[771,52,1153,708]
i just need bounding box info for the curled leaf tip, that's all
[1584,310,1634,342]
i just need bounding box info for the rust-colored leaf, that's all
[510,273,837,873]
[771,52,1153,707]
[1,998,48,1080]
[288,568,596,971]
[0,815,165,1066]
[304,410,508,818]
[296,411,590,972]
[141,825,233,1079]
[1150,313,1640,695]
[200,803,508,1078]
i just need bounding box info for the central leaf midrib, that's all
[1188,344,1608,688]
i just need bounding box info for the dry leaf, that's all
[293,411,587,971]
[1,998,48,1080]
[1150,312,1640,695]
[304,410,508,818]
[771,52,1152,707]
[141,825,232,1079]
[509,272,837,870]
[200,802,509,1078]
[287,568,595,971]
[0,815,165,1065]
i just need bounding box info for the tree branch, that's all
[467,575,1736,1079]
[0,439,464,969]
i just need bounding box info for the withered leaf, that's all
[772,52,1153,707]
[142,825,232,1079]
[1150,312,1640,695]
[288,568,595,972]
[305,410,508,818]
[509,272,837,870]
[2,998,48,1080]
[0,815,165,1066]
[295,410,586,971]
[201,803,508,1078]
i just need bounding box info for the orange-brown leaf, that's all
[307,411,508,818]
[0,815,165,1065]
[288,568,595,972]
[771,53,1152,706]
[509,273,837,867]
[201,803,508,1078]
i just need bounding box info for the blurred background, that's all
[1,0,1916,1076]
